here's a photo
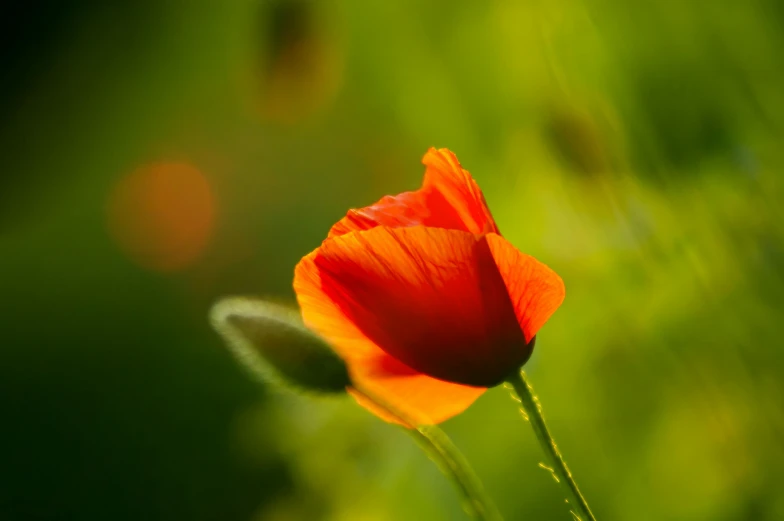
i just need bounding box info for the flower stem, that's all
[506,371,596,521]
[411,425,504,521]
[352,388,503,521]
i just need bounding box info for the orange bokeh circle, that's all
[107,162,217,272]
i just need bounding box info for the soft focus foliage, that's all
[2,0,784,520]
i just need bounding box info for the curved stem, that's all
[352,388,503,521]
[506,371,596,521]
[412,425,503,521]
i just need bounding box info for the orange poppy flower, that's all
[294,148,565,425]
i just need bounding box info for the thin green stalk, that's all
[411,425,503,521]
[352,388,503,521]
[506,371,596,521]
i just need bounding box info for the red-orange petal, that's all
[420,148,499,235]
[296,226,529,388]
[347,354,485,426]
[328,148,498,238]
[485,233,565,343]
[328,191,428,238]
[294,239,485,425]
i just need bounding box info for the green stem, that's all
[352,388,503,521]
[411,425,503,521]
[506,371,596,521]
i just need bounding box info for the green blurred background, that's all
[2,0,784,519]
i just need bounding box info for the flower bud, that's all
[210,297,350,394]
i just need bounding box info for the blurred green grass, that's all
[2,0,784,520]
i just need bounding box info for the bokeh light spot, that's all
[107,162,216,272]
